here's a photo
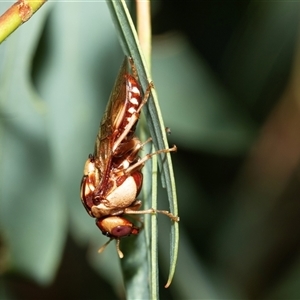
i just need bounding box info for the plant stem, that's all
[136,0,152,69]
[0,0,46,44]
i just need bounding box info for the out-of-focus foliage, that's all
[1,1,300,299]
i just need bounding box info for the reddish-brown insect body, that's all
[80,57,178,258]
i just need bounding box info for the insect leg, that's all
[112,82,154,153]
[124,145,177,175]
[124,207,179,222]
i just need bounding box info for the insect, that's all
[80,57,179,258]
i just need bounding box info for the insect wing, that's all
[94,58,129,170]
[94,58,143,192]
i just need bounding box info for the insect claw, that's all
[169,144,177,152]
[149,81,155,89]
[165,127,172,135]
[155,210,180,222]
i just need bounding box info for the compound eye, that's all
[93,197,100,205]
[111,225,133,238]
[96,216,139,239]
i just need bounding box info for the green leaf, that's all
[107,0,179,297]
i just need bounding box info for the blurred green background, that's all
[1,1,300,299]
